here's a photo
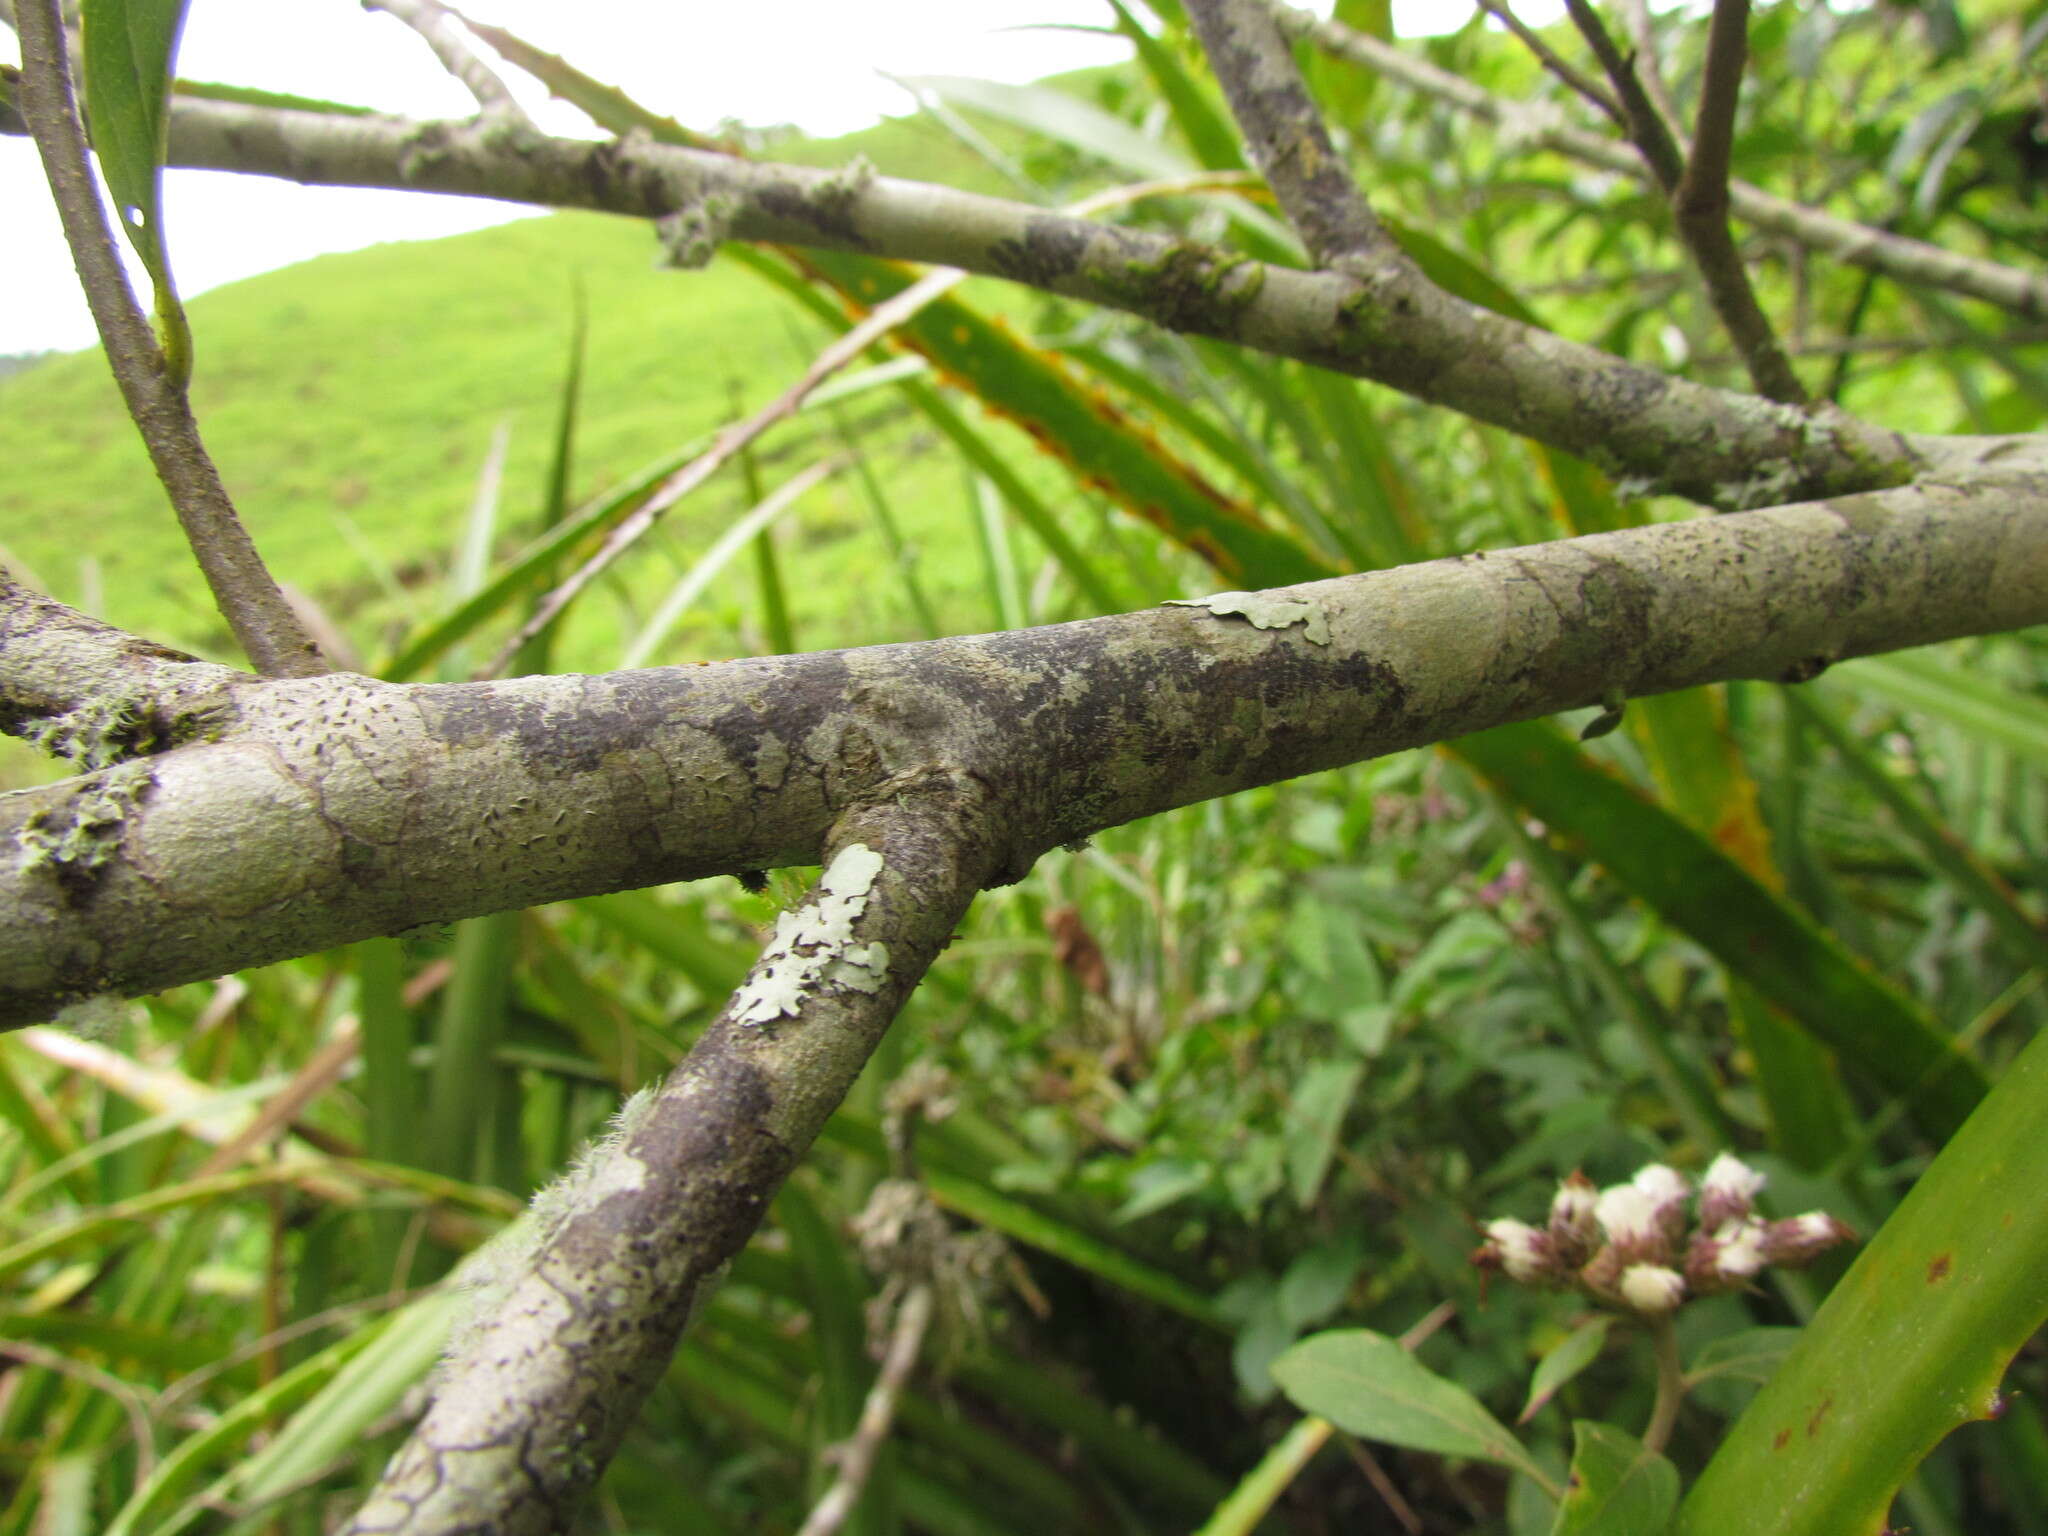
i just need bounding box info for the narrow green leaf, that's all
[104,1319,387,1536]
[1453,720,1989,1139]
[230,1291,461,1504]
[1835,652,2048,770]
[925,1170,1225,1329]
[1679,1023,2048,1535]
[1271,1329,1557,1493]
[1521,1316,1614,1424]
[80,0,192,383]
[787,248,1329,590]
[1551,1421,1679,1535]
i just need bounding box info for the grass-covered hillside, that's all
[0,108,1066,669]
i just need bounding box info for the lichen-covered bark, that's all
[5,476,2042,1028]
[343,785,999,1533]
[0,93,1942,504]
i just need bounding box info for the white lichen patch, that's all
[440,1085,661,1375]
[733,843,890,1025]
[1165,591,1332,645]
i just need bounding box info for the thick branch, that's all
[1268,4,2048,322]
[60,92,1927,503]
[9,6,326,678]
[4,475,2042,1028]
[1182,0,1398,267]
[343,791,999,1531]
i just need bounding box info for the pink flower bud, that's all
[1548,1172,1600,1264]
[1476,1218,1558,1284]
[1686,1219,1767,1292]
[1762,1211,1856,1267]
[1699,1153,1767,1230]
[1594,1183,1669,1259]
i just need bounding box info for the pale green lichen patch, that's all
[733,843,889,1025]
[18,760,153,873]
[656,192,738,270]
[1165,591,1333,645]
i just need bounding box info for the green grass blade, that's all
[1678,1022,2048,1535]
[1837,652,2048,768]
[103,1318,390,1536]
[922,1171,1225,1329]
[424,912,519,1182]
[1453,720,1989,1139]
[1788,689,2048,970]
[379,439,708,681]
[228,1290,461,1505]
[617,456,838,669]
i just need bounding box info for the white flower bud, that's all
[1548,1173,1600,1262]
[1481,1218,1554,1283]
[1711,1220,1767,1281]
[1594,1183,1662,1247]
[1619,1263,1687,1315]
[1699,1153,1766,1229]
[1632,1163,1691,1207]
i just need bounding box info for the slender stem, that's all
[11,0,324,676]
[1562,0,1686,191]
[364,0,528,123]
[1183,0,1397,268]
[795,1282,935,1536]
[1270,0,2048,320]
[1674,0,1807,403]
[1644,1314,1686,1453]
[1473,0,1623,127]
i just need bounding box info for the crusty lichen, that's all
[1164,591,1333,645]
[732,843,890,1025]
[656,192,738,270]
[17,760,153,873]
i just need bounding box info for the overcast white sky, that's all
[1,0,1512,356]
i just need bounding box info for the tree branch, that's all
[1562,0,1685,190]
[1473,0,1624,128]
[5,474,2042,1028]
[1267,2,2048,321]
[9,3,326,678]
[1182,0,1399,268]
[11,90,1929,503]
[361,0,529,125]
[1671,0,1807,403]
[343,790,999,1531]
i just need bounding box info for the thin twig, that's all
[1472,0,1624,127]
[362,0,529,123]
[1674,0,1806,401]
[1615,0,1687,142]
[1183,0,1399,268]
[11,0,325,676]
[795,1283,935,1536]
[1561,0,1685,191]
[1268,0,2048,320]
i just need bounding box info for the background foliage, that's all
[1,0,2045,1530]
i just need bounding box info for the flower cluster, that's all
[1472,1155,1855,1319]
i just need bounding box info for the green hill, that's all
[0,108,1063,667]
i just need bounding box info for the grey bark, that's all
[6,475,2043,1030]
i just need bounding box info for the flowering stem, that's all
[1644,1315,1686,1454]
